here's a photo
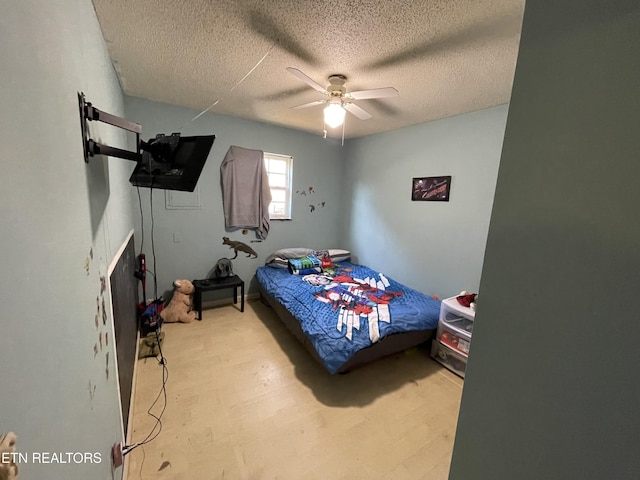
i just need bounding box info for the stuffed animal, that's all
[138,331,165,358]
[457,290,478,311]
[160,279,196,323]
[212,258,233,278]
[0,432,18,480]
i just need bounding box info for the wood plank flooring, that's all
[125,299,463,480]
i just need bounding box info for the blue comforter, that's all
[256,262,440,374]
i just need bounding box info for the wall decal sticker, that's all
[297,186,326,213]
[101,297,107,325]
[88,380,96,409]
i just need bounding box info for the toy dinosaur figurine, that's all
[222,237,258,259]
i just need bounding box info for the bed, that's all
[256,249,441,374]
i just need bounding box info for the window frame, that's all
[264,152,293,220]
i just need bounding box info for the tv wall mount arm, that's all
[78,91,142,163]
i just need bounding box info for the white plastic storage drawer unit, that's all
[431,340,468,377]
[431,296,475,377]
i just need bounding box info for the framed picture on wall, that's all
[411,176,452,201]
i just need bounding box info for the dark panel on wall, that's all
[110,235,138,437]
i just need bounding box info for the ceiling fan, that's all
[286,67,399,129]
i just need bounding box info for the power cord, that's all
[122,331,168,455]
[150,186,158,301]
[136,185,145,257]
[123,305,168,455]
[125,185,167,457]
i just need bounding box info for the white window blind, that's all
[264,152,293,220]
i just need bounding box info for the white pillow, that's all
[328,249,351,263]
[265,248,314,268]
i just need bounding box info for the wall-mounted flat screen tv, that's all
[129,134,215,192]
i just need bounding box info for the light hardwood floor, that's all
[125,299,463,480]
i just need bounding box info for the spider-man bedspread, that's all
[256,262,440,374]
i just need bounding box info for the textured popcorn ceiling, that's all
[92,0,525,139]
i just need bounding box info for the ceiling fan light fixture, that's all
[323,99,346,128]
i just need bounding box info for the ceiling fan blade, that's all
[347,87,399,100]
[290,99,326,110]
[286,67,328,94]
[248,11,317,65]
[344,103,373,120]
[364,11,523,70]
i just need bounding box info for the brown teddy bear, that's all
[160,279,196,323]
[0,432,18,480]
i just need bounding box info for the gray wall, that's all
[450,2,640,479]
[343,106,507,299]
[124,96,345,295]
[0,1,133,478]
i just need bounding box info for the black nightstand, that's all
[192,275,245,320]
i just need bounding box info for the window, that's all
[264,152,293,220]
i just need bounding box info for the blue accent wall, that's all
[343,105,508,299]
[0,1,134,478]
[124,96,346,294]
[124,98,508,300]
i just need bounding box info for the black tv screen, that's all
[129,134,215,192]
